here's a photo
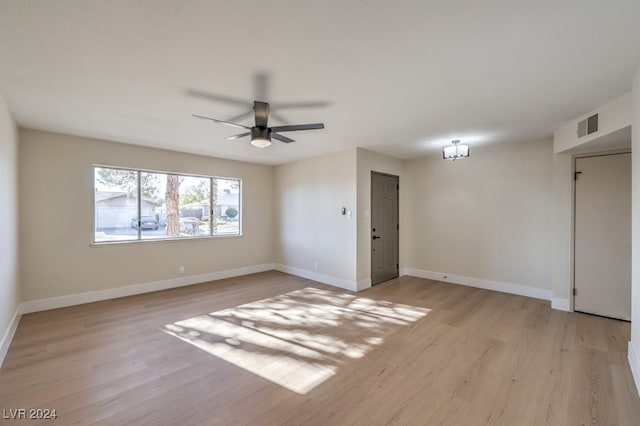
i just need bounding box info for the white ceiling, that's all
[1,1,639,165]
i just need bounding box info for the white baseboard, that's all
[629,341,640,397]
[402,268,552,301]
[0,309,21,368]
[19,263,275,314]
[357,279,372,291]
[551,298,571,312]
[274,264,359,292]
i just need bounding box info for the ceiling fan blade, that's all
[272,133,295,143]
[186,89,252,108]
[254,101,269,128]
[272,101,331,110]
[227,110,254,123]
[192,114,251,130]
[270,123,324,132]
[268,111,290,125]
[225,132,251,141]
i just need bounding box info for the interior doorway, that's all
[371,172,399,285]
[573,152,631,320]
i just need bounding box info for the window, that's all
[94,166,241,243]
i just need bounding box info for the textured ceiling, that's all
[1,0,639,165]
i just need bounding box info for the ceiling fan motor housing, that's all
[251,126,271,141]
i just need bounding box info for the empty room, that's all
[2,1,640,424]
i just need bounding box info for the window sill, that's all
[90,233,243,247]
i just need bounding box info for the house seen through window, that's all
[93,166,241,243]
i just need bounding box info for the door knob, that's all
[372,235,380,240]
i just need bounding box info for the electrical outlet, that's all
[179,266,185,274]
[314,262,319,270]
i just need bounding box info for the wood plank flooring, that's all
[1,271,639,425]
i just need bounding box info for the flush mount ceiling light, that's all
[443,140,469,160]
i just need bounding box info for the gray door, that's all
[574,153,631,320]
[371,172,399,285]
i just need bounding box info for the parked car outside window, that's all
[131,216,159,230]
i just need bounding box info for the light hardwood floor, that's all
[1,271,639,425]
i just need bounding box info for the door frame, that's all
[572,149,631,317]
[370,171,400,286]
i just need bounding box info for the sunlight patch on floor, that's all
[162,287,430,394]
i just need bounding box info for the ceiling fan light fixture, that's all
[443,139,469,160]
[250,127,272,148]
[251,137,271,148]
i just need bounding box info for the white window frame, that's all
[92,165,242,244]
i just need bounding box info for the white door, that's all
[371,172,399,285]
[574,153,631,320]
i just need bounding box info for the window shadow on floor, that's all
[161,287,430,394]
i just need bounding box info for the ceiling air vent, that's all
[577,113,598,138]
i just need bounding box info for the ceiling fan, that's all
[193,100,324,148]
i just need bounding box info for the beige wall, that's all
[19,129,274,301]
[274,149,358,286]
[356,148,404,284]
[0,95,19,343]
[404,139,554,291]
